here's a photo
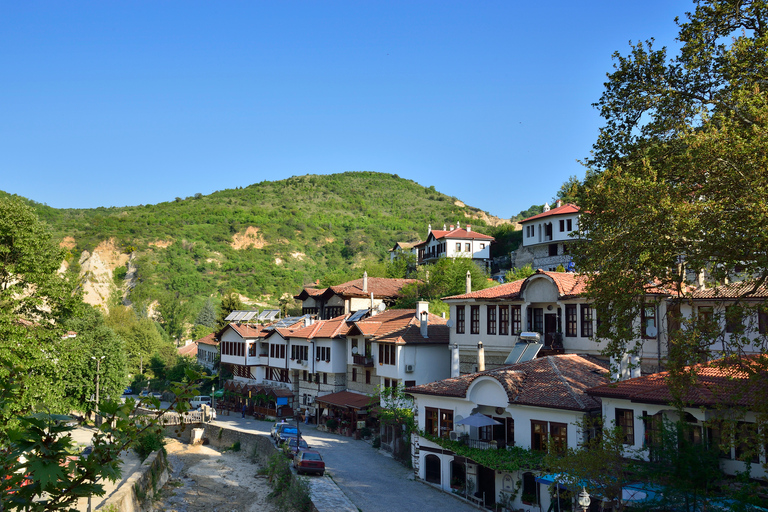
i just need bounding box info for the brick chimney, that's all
[466,224,472,232]
[556,199,562,208]
[450,224,454,231]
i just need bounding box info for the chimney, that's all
[451,343,460,378]
[556,199,562,208]
[467,224,471,232]
[316,279,320,285]
[442,312,446,319]
[428,223,432,234]
[417,301,429,338]
[477,341,485,372]
[466,270,472,294]
[543,202,551,212]
[443,223,447,231]
[450,224,454,231]
[363,271,368,293]
[457,221,460,229]
[370,292,374,312]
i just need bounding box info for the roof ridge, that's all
[549,356,586,409]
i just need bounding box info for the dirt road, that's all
[150,439,278,512]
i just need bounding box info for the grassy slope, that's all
[5,172,508,309]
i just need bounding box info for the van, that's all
[190,395,212,408]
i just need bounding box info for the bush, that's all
[134,426,166,461]
[372,436,381,449]
[325,418,338,430]
[360,426,371,438]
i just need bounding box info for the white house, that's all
[513,201,581,271]
[195,332,218,372]
[407,354,609,510]
[414,223,495,268]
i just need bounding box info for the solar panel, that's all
[273,316,299,328]
[518,342,543,363]
[347,309,368,323]
[263,310,280,321]
[241,311,258,321]
[225,310,259,321]
[504,343,528,365]
[257,311,270,320]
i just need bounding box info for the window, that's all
[323,372,327,384]
[565,304,577,337]
[456,306,465,334]
[270,344,286,359]
[352,368,357,382]
[559,219,565,232]
[425,407,454,438]
[365,370,371,384]
[736,422,759,463]
[726,305,743,334]
[465,243,471,252]
[487,306,496,335]
[456,242,461,252]
[378,344,397,365]
[404,380,415,388]
[248,343,257,357]
[531,420,548,451]
[528,308,543,333]
[424,455,441,484]
[567,219,572,231]
[470,306,480,334]
[511,306,522,334]
[550,423,567,453]
[760,306,768,335]
[499,306,509,335]
[616,409,635,445]
[580,304,593,337]
[641,304,657,338]
[480,243,485,249]
[548,244,558,257]
[317,346,331,361]
[291,345,308,361]
[698,306,715,334]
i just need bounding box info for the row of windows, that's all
[379,343,397,365]
[456,305,595,337]
[564,304,594,337]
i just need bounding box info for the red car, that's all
[292,449,325,476]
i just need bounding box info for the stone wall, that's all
[97,449,169,512]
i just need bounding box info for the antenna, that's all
[377,302,387,312]
[446,319,454,328]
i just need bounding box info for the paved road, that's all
[211,415,479,512]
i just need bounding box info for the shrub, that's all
[360,426,371,438]
[372,436,381,449]
[134,427,166,461]
[325,418,338,430]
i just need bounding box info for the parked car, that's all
[284,437,309,459]
[123,387,132,395]
[277,427,299,445]
[293,449,325,476]
[139,390,150,397]
[271,422,292,441]
[150,392,163,399]
[189,395,211,408]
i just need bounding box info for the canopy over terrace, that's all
[220,379,295,418]
[314,390,372,434]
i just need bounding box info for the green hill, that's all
[5,172,512,318]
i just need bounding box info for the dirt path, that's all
[151,439,278,512]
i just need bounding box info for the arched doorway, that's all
[424,454,441,484]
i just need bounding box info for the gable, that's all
[467,376,508,408]
[522,276,559,303]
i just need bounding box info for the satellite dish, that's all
[446,319,454,328]
[351,346,358,355]
[377,302,387,312]
[646,326,658,337]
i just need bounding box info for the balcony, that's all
[454,433,508,450]
[352,354,374,367]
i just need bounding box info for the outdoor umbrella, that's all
[455,412,501,427]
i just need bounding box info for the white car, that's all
[190,395,212,408]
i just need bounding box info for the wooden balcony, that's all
[352,354,374,367]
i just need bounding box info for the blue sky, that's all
[0,1,686,219]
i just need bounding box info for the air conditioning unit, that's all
[405,364,415,373]
[296,360,302,365]
[449,431,459,441]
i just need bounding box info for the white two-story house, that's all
[407,354,609,510]
[414,223,495,268]
[512,201,581,272]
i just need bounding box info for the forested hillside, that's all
[4,172,513,329]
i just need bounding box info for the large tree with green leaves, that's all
[575,0,768,371]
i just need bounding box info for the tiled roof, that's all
[587,356,768,408]
[314,390,372,410]
[178,342,198,357]
[282,315,352,339]
[195,332,219,346]
[407,354,608,412]
[430,227,495,242]
[390,241,421,251]
[520,204,580,223]
[328,277,419,299]
[691,281,768,300]
[443,270,589,301]
[226,323,270,338]
[350,309,449,345]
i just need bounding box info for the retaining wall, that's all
[97,449,169,512]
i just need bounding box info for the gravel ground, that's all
[150,438,278,512]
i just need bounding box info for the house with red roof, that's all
[413,222,495,268]
[587,356,768,480]
[195,332,218,372]
[294,272,418,319]
[513,200,581,272]
[407,354,609,510]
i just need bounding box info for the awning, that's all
[314,391,372,410]
[535,474,658,503]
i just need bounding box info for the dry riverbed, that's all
[151,438,277,512]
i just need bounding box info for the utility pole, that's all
[91,355,105,424]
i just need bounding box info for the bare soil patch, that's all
[231,226,268,250]
[151,438,277,512]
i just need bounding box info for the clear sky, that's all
[1,1,687,219]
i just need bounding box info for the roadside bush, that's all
[360,426,371,438]
[263,452,311,511]
[134,426,166,461]
[372,436,381,449]
[325,418,338,430]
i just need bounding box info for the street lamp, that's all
[577,487,591,512]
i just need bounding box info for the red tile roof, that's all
[423,227,495,243]
[278,315,352,339]
[314,390,373,410]
[178,342,198,357]
[443,270,589,301]
[328,277,420,299]
[691,281,768,300]
[349,309,449,345]
[195,332,219,346]
[226,323,270,338]
[587,356,768,408]
[520,204,580,223]
[407,354,608,412]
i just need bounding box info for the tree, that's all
[217,290,243,329]
[158,292,190,343]
[194,298,217,329]
[386,252,417,279]
[505,264,535,283]
[553,175,583,206]
[575,0,768,373]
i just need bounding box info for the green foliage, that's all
[372,436,381,449]
[487,223,522,257]
[325,418,339,430]
[423,430,544,473]
[394,258,494,310]
[505,264,535,283]
[369,384,414,434]
[134,425,166,461]
[510,204,543,222]
[386,252,417,279]
[195,298,217,328]
[553,175,583,206]
[217,290,243,329]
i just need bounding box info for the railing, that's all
[352,354,374,367]
[463,438,506,450]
